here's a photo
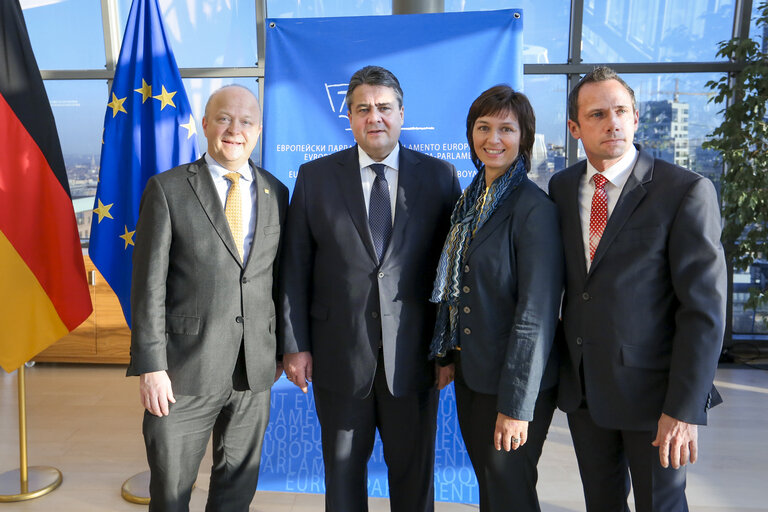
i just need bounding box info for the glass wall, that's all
[116,0,260,67]
[445,0,571,63]
[582,0,735,62]
[21,0,764,337]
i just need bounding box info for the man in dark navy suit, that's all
[279,65,460,512]
[549,66,726,512]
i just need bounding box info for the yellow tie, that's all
[223,172,243,261]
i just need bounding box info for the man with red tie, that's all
[548,66,726,512]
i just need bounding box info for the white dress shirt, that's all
[358,144,399,224]
[205,153,257,264]
[578,145,638,271]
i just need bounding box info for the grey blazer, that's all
[279,144,461,398]
[548,146,726,430]
[127,157,289,395]
[455,177,564,421]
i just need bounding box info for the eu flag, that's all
[89,0,198,327]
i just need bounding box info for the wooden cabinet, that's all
[35,255,131,364]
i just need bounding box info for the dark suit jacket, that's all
[456,177,564,421]
[548,146,726,431]
[127,157,289,396]
[279,144,461,398]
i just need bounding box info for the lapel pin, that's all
[264,188,270,194]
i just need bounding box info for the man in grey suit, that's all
[548,66,726,512]
[279,66,461,512]
[128,85,288,511]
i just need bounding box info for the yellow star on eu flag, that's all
[134,79,153,103]
[180,114,197,139]
[93,199,114,223]
[107,93,128,117]
[153,85,177,110]
[120,225,136,249]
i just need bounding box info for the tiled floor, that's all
[0,363,766,511]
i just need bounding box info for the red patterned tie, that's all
[589,173,608,261]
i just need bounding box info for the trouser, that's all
[313,350,438,512]
[567,406,689,512]
[143,386,270,512]
[454,360,557,512]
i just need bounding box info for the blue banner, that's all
[263,10,523,192]
[260,379,478,504]
[260,11,524,504]
[89,0,199,326]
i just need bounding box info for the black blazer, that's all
[279,144,461,398]
[455,177,564,421]
[128,158,289,395]
[548,146,726,430]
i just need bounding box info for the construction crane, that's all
[657,79,716,102]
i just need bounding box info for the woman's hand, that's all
[436,362,455,390]
[494,413,528,451]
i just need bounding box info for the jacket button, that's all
[462,285,470,293]
[463,265,470,273]
[371,311,379,319]
[378,272,385,279]
[241,277,247,284]
[236,316,244,323]
[463,327,471,335]
[463,306,471,314]
[576,337,583,345]
[582,292,590,301]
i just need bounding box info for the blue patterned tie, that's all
[368,163,392,262]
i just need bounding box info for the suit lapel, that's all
[187,158,242,265]
[334,147,378,263]
[381,145,422,264]
[589,149,653,274]
[465,180,519,258]
[561,163,589,278]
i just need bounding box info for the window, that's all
[582,0,736,62]
[23,0,106,70]
[117,0,259,67]
[44,80,109,244]
[445,0,570,63]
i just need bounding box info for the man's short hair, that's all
[568,66,636,122]
[345,66,404,110]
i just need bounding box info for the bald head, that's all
[202,85,262,171]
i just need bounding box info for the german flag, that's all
[0,0,92,372]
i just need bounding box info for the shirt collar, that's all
[585,144,637,188]
[204,153,253,183]
[358,144,400,172]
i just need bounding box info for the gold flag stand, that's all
[121,470,151,504]
[0,365,62,502]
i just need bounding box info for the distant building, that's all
[636,100,690,168]
[529,133,554,190]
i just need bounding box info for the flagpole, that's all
[0,365,62,502]
[121,470,151,504]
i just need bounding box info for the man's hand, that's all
[494,413,529,451]
[652,413,698,469]
[436,363,455,390]
[283,351,313,393]
[140,370,175,417]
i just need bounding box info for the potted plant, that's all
[704,1,768,352]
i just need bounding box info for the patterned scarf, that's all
[429,156,527,359]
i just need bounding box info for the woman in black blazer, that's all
[430,85,564,512]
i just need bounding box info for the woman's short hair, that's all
[466,85,535,172]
